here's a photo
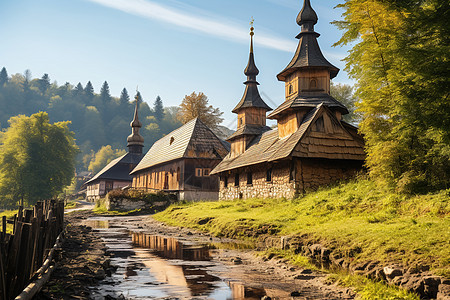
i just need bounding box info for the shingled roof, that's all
[211,105,321,174]
[131,118,229,174]
[85,152,143,184]
[277,0,339,81]
[267,92,348,119]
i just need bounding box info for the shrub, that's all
[106,189,175,203]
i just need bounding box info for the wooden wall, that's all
[238,107,266,127]
[284,69,331,100]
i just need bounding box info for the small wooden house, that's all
[211,0,365,199]
[130,118,229,200]
[85,100,144,201]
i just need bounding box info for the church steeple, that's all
[227,21,272,157]
[127,94,144,154]
[231,22,271,119]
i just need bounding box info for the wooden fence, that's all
[0,200,64,300]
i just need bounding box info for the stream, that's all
[83,216,272,299]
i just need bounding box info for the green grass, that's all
[0,209,18,234]
[64,201,78,209]
[154,178,449,298]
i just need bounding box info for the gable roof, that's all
[131,118,229,174]
[85,152,143,184]
[211,104,364,174]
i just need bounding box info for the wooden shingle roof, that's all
[211,104,365,174]
[131,118,229,174]
[86,152,143,184]
[267,93,348,119]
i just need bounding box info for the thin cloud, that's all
[86,0,297,52]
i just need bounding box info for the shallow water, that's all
[84,217,269,300]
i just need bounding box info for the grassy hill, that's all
[155,178,449,299]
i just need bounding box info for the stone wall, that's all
[219,162,296,200]
[298,158,363,192]
[105,196,170,211]
[218,158,363,200]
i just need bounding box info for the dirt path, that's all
[37,210,355,299]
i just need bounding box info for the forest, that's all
[0,67,182,172]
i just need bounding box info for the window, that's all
[290,161,295,181]
[235,173,239,186]
[203,168,211,176]
[224,176,228,187]
[310,78,317,89]
[289,84,293,94]
[239,118,243,126]
[266,168,273,182]
[247,172,253,185]
[195,168,203,177]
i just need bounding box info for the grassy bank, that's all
[155,179,449,281]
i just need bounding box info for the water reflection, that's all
[83,219,110,229]
[132,232,210,261]
[228,282,267,300]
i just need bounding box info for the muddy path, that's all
[39,210,355,299]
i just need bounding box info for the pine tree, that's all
[153,95,165,122]
[38,73,50,95]
[0,67,8,87]
[84,81,94,101]
[74,82,84,97]
[135,91,143,104]
[100,81,111,103]
[119,88,130,105]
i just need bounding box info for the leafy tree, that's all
[330,82,361,124]
[0,67,8,87]
[153,95,165,122]
[100,81,111,103]
[0,112,78,206]
[88,145,126,174]
[333,0,450,193]
[177,92,223,129]
[119,88,130,105]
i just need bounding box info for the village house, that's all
[85,100,145,201]
[211,0,366,199]
[130,118,229,200]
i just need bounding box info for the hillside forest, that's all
[0,68,182,173]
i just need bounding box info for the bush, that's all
[106,189,175,203]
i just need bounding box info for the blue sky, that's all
[0,0,352,128]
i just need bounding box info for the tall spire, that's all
[232,22,271,114]
[127,93,144,154]
[277,0,339,81]
[297,0,318,32]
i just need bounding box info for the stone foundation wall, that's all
[218,159,363,200]
[298,159,363,192]
[219,162,296,200]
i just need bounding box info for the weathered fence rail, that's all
[0,200,64,300]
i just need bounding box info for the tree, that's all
[333,0,450,193]
[153,95,165,122]
[177,92,223,129]
[0,67,8,87]
[38,73,50,95]
[74,82,84,97]
[0,112,78,206]
[100,81,111,103]
[88,145,126,174]
[84,81,94,102]
[330,82,361,124]
[119,88,130,105]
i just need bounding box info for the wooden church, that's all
[211,0,365,199]
[85,99,145,201]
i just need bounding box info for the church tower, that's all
[127,95,144,155]
[228,23,272,157]
[268,0,348,138]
